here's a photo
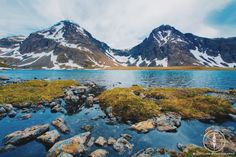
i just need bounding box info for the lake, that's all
[1,70,236,89]
[0,70,236,157]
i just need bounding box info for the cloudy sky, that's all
[0,0,236,49]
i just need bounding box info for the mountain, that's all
[0,22,236,69]
[125,25,236,67]
[0,20,121,69]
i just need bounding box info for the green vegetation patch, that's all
[0,80,79,107]
[98,87,161,122]
[99,86,236,122]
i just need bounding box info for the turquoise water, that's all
[0,70,236,157]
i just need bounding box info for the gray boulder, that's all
[4,124,49,145]
[37,130,60,147]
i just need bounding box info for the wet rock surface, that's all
[95,136,107,146]
[52,118,70,134]
[113,137,133,152]
[89,149,108,157]
[37,130,60,147]
[4,124,49,145]
[47,132,91,157]
[131,112,181,133]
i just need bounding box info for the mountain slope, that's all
[126,25,236,67]
[0,22,236,68]
[0,21,120,69]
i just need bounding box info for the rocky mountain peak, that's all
[147,25,187,47]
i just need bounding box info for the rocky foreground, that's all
[0,79,236,156]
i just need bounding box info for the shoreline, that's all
[1,66,236,71]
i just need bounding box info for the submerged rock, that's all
[113,137,133,152]
[4,124,49,145]
[81,125,94,132]
[0,144,16,153]
[89,149,108,157]
[130,119,155,133]
[95,136,107,146]
[120,134,132,140]
[52,118,70,134]
[47,132,91,157]
[37,130,60,147]
[20,113,32,120]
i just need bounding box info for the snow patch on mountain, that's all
[190,47,236,67]
[154,57,168,67]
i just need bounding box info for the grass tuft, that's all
[0,80,79,107]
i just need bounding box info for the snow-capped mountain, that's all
[0,20,121,69]
[0,22,236,69]
[125,25,236,67]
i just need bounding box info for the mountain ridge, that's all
[0,21,236,69]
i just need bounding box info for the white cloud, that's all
[0,0,233,49]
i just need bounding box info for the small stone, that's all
[52,118,70,134]
[49,102,58,107]
[86,96,94,106]
[113,137,133,152]
[0,75,10,80]
[95,136,107,146]
[8,110,17,118]
[107,137,116,145]
[120,134,132,140]
[3,104,13,112]
[0,107,6,114]
[130,119,155,133]
[51,104,60,113]
[20,113,32,120]
[177,143,186,151]
[81,125,93,132]
[158,148,165,154]
[89,149,108,157]
[87,137,95,147]
[0,144,16,153]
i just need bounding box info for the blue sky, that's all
[0,0,235,49]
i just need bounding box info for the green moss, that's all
[98,87,161,122]
[98,86,236,122]
[0,80,79,107]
